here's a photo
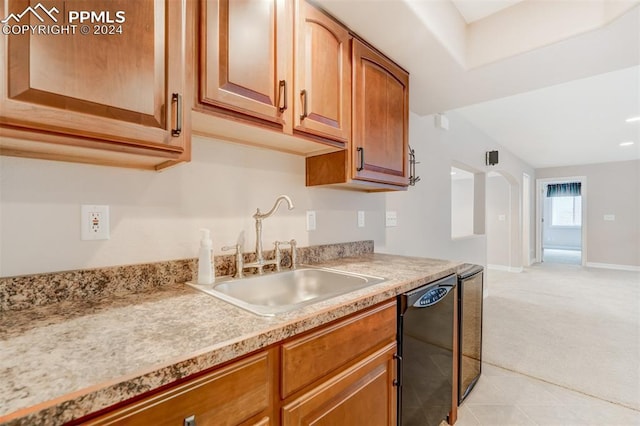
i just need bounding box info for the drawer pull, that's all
[300,89,308,120]
[393,353,402,387]
[279,80,287,112]
[172,93,182,137]
[356,147,364,171]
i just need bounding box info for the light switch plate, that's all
[498,214,506,221]
[306,210,317,231]
[357,211,365,228]
[385,211,397,227]
[604,214,615,221]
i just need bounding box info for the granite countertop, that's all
[0,253,462,425]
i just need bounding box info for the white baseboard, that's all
[585,262,640,272]
[487,264,524,273]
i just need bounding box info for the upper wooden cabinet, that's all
[0,0,191,170]
[198,0,292,130]
[352,39,409,187]
[195,0,350,152]
[293,0,351,144]
[306,39,409,191]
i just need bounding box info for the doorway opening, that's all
[536,177,586,265]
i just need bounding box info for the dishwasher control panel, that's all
[414,286,451,307]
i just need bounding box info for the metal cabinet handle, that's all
[409,145,421,186]
[356,147,364,171]
[278,80,287,112]
[393,353,403,387]
[300,89,308,120]
[172,93,182,137]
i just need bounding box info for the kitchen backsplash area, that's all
[0,136,386,278]
[0,240,374,312]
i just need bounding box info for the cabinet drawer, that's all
[281,300,396,398]
[86,350,274,426]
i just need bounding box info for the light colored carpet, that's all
[483,263,640,411]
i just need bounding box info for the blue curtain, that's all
[546,182,581,197]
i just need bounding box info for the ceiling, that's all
[455,66,640,168]
[451,0,525,23]
[314,0,640,169]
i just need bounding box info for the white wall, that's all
[0,137,386,277]
[537,160,640,268]
[381,111,536,269]
[487,174,511,267]
[451,177,474,238]
[0,112,536,277]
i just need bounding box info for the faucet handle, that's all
[289,239,297,269]
[274,241,291,272]
[221,244,244,278]
[274,240,297,270]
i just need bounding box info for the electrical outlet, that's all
[81,205,110,240]
[357,211,365,228]
[306,210,317,231]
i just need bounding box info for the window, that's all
[551,196,582,226]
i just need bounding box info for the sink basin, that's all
[187,267,386,316]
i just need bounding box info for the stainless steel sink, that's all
[187,267,386,316]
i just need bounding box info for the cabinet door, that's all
[294,0,350,145]
[282,343,397,426]
[85,350,276,426]
[199,0,292,129]
[0,0,189,168]
[352,40,409,186]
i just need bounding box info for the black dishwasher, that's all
[397,273,457,426]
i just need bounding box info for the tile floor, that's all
[452,363,640,426]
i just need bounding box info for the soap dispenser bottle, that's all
[197,228,214,285]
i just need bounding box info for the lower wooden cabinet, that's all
[280,300,397,425]
[281,300,397,398]
[282,343,397,426]
[80,300,398,426]
[84,349,276,426]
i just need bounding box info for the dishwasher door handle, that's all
[393,353,403,387]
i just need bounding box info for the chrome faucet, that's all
[246,195,294,274]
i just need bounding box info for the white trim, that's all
[522,172,531,267]
[586,262,640,272]
[535,176,587,266]
[487,264,524,273]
